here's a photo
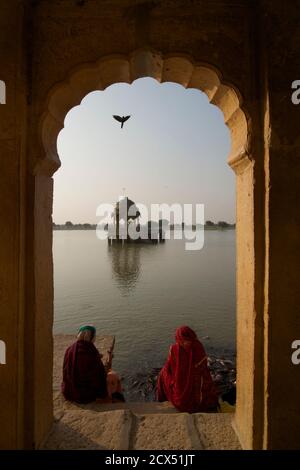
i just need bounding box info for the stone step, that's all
[54,392,178,416]
[44,402,241,450]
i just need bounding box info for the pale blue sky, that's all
[54,78,234,224]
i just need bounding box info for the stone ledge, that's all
[54,392,178,419]
[45,403,241,450]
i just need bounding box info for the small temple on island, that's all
[107,196,165,244]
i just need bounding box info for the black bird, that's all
[113,115,131,128]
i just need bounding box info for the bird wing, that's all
[122,115,131,122]
[113,115,123,123]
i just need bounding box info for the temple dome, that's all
[114,197,140,221]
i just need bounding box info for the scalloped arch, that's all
[38,50,251,176]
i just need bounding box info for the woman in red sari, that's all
[156,326,218,413]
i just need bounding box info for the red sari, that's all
[62,340,107,403]
[156,326,218,413]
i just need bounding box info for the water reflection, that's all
[108,244,141,294]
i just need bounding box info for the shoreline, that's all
[126,350,236,402]
[53,335,236,403]
[53,226,236,231]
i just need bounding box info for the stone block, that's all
[43,409,132,450]
[132,413,202,450]
[194,413,241,450]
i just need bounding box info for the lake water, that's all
[53,230,236,399]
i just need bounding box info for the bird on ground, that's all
[113,115,131,128]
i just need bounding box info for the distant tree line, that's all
[205,220,235,228]
[169,221,235,230]
[53,221,97,230]
[53,220,235,231]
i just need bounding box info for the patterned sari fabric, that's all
[156,326,218,413]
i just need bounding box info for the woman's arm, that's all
[102,349,113,373]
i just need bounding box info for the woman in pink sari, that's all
[156,326,218,413]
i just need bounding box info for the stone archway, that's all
[39,50,250,174]
[33,49,260,450]
[2,1,299,451]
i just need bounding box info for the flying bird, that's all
[113,115,131,128]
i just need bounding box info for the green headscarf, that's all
[78,325,96,338]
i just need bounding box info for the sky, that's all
[53,77,234,225]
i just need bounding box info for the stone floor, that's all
[49,335,241,450]
[44,393,241,450]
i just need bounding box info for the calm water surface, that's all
[53,230,236,398]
